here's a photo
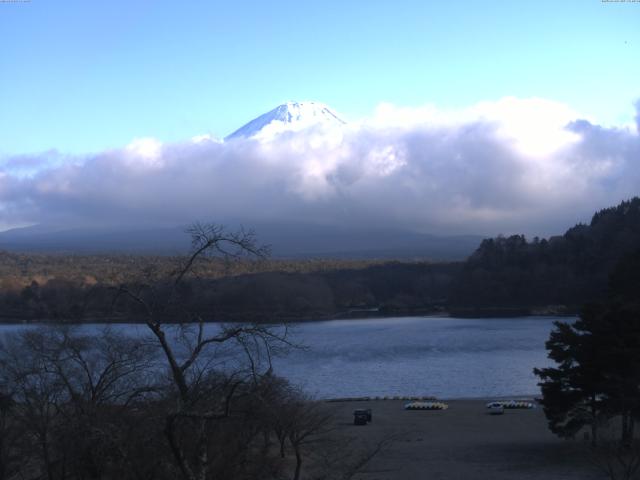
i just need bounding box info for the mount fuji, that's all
[0,101,484,258]
[225,101,346,141]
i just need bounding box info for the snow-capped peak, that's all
[225,101,346,141]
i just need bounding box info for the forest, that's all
[450,197,640,315]
[0,197,639,323]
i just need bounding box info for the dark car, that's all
[353,408,372,425]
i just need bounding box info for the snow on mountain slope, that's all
[225,101,346,141]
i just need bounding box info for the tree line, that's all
[0,261,458,324]
[450,197,640,315]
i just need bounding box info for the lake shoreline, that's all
[324,393,541,402]
[0,307,578,325]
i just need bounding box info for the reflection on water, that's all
[0,316,569,399]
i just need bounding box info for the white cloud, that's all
[191,134,221,144]
[123,138,163,167]
[0,97,639,236]
[369,97,584,157]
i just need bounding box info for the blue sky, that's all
[1,0,638,155]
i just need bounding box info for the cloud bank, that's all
[1,97,639,236]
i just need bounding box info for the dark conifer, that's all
[535,249,640,446]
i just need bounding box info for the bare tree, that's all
[113,223,292,480]
[0,329,67,480]
[0,326,160,480]
[287,399,333,480]
[0,391,19,480]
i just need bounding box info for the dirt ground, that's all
[327,399,603,480]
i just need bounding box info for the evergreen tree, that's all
[535,249,640,446]
[534,304,608,445]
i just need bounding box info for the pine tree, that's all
[535,249,640,446]
[534,305,607,445]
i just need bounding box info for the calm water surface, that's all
[273,316,566,399]
[0,316,569,399]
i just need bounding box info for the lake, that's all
[272,316,566,399]
[0,316,569,399]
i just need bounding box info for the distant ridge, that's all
[225,101,345,141]
[0,222,482,260]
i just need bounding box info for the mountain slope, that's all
[225,101,345,141]
[0,222,482,260]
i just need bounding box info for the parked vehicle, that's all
[353,409,372,425]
